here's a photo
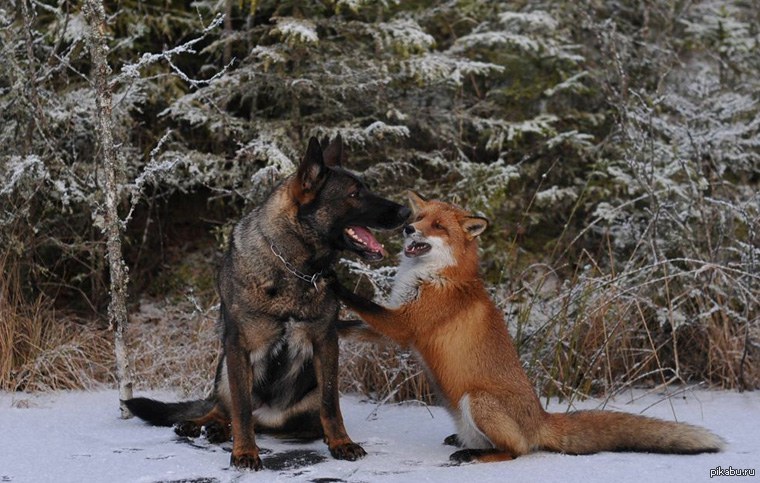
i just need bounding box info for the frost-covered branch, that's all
[117,13,227,88]
[123,129,176,226]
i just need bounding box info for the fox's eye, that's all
[433,221,443,230]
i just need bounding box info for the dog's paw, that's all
[329,442,367,461]
[174,421,201,438]
[230,449,263,471]
[443,433,462,447]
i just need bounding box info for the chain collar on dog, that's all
[270,244,323,290]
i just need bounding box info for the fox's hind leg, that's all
[450,448,514,463]
[451,392,530,464]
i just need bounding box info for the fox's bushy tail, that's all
[124,397,215,427]
[541,410,724,455]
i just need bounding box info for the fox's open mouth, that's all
[344,226,385,261]
[404,241,431,258]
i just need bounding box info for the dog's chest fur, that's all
[252,319,314,385]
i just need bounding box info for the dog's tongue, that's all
[349,226,384,254]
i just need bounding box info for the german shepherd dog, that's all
[125,136,410,470]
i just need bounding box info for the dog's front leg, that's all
[225,338,262,470]
[312,327,367,461]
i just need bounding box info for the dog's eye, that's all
[348,191,359,198]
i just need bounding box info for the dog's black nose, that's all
[398,206,412,222]
[403,224,415,236]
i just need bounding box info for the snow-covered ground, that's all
[1,388,757,482]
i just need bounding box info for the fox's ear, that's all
[322,134,345,167]
[406,190,428,215]
[292,137,326,204]
[461,216,489,239]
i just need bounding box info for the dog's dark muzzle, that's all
[366,198,411,230]
[397,206,412,225]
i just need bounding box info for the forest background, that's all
[1,0,758,404]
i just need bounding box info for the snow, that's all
[1,389,757,482]
[271,17,319,46]
[499,11,559,31]
[364,121,410,141]
[1,155,47,196]
[377,20,435,53]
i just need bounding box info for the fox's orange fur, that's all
[338,192,724,463]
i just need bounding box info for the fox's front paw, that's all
[443,433,462,447]
[329,441,367,461]
[231,448,263,471]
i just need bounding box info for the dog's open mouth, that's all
[344,226,385,261]
[404,241,431,258]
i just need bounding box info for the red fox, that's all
[336,191,724,463]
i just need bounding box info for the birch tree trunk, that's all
[82,0,133,418]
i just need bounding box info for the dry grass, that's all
[127,296,220,398]
[339,340,434,404]
[514,255,759,403]
[1,254,113,392]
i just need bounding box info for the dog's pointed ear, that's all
[406,190,428,216]
[322,134,344,167]
[292,137,326,204]
[461,216,489,240]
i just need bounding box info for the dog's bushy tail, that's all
[540,410,724,455]
[124,397,214,427]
